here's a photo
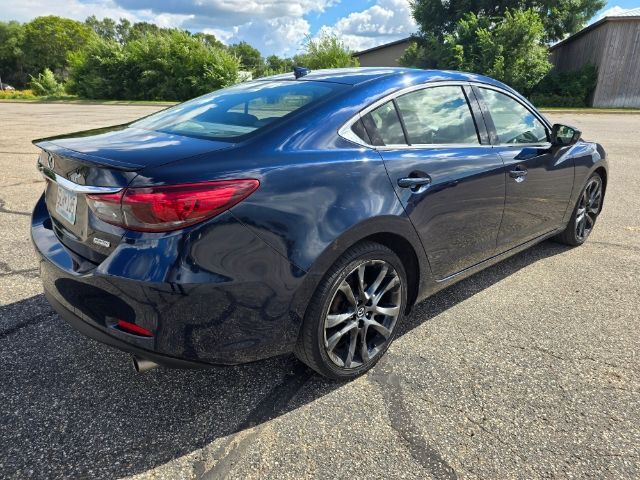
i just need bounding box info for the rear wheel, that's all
[555,172,603,246]
[295,241,407,380]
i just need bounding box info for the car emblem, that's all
[92,237,111,248]
[47,152,55,169]
[357,306,366,317]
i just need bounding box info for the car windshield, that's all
[131,80,343,141]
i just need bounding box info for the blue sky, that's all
[1,0,638,56]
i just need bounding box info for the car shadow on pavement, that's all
[0,240,570,479]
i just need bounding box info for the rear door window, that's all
[362,101,407,146]
[395,86,480,145]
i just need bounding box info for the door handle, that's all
[509,167,528,183]
[398,176,431,189]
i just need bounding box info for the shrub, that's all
[529,64,597,107]
[68,31,240,101]
[28,68,66,96]
[0,89,37,99]
[294,33,359,69]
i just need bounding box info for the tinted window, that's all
[395,86,479,144]
[350,119,371,144]
[480,88,548,144]
[132,80,342,140]
[363,101,406,145]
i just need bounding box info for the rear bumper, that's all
[31,194,304,366]
[43,288,208,369]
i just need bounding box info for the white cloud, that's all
[0,0,145,24]
[0,0,417,56]
[229,17,311,56]
[318,0,416,52]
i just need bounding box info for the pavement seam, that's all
[369,358,458,480]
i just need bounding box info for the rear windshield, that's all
[131,80,344,141]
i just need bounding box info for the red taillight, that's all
[87,179,259,232]
[116,320,154,337]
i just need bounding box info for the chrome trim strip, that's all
[337,80,552,149]
[37,163,123,194]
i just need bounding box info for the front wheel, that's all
[555,172,604,246]
[294,241,407,380]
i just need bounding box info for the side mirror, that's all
[551,123,581,146]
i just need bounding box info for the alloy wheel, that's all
[575,176,603,241]
[323,260,402,369]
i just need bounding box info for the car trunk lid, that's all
[34,127,233,262]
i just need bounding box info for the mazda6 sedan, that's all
[31,67,607,379]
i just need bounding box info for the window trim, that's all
[338,80,551,150]
[472,85,552,147]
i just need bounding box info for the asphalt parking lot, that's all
[0,102,639,479]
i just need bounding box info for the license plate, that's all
[55,185,77,225]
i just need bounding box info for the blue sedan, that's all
[31,68,607,379]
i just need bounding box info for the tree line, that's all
[0,15,357,100]
[1,1,604,105]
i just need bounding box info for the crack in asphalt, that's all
[369,357,458,480]
[0,261,39,279]
[197,360,312,479]
[588,240,640,253]
[0,310,55,339]
[506,342,640,374]
[0,197,31,217]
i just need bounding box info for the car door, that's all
[358,84,505,280]
[474,87,575,249]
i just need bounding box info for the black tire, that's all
[554,172,604,246]
[294,241,407,380]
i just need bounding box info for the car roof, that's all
[261,67,510,90]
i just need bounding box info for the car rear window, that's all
[132,80,344,141]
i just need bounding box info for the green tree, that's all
[0,21,26,87]
[411,0,605,43]
[68,31,239,100]
[85,15,117,41]
[22,16,96,78]
[265,55,294,74]
[294,33,358,69]
[193,32,225,49]
[229,41,265,76]
[440,9,552,93]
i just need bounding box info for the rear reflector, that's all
[116,320,154,337]
[87,179,259,232]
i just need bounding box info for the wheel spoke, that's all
[326,311,354,328]
[326,321,356,353]
[338,281,357,307]
[371,275,399,306]
[357,264,367,301]
[585,212,594,230]
[360,332,370,363]
[373,304,400,317]
[344,329,358,368]
[366,264,388,298]
[367,318,392,339]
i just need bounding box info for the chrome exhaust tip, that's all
[131,355,159,373]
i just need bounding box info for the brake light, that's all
[87,179,259,232]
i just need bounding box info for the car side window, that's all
[395,86,480,145]
[480,88,548,144]
[362,101,407,146]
